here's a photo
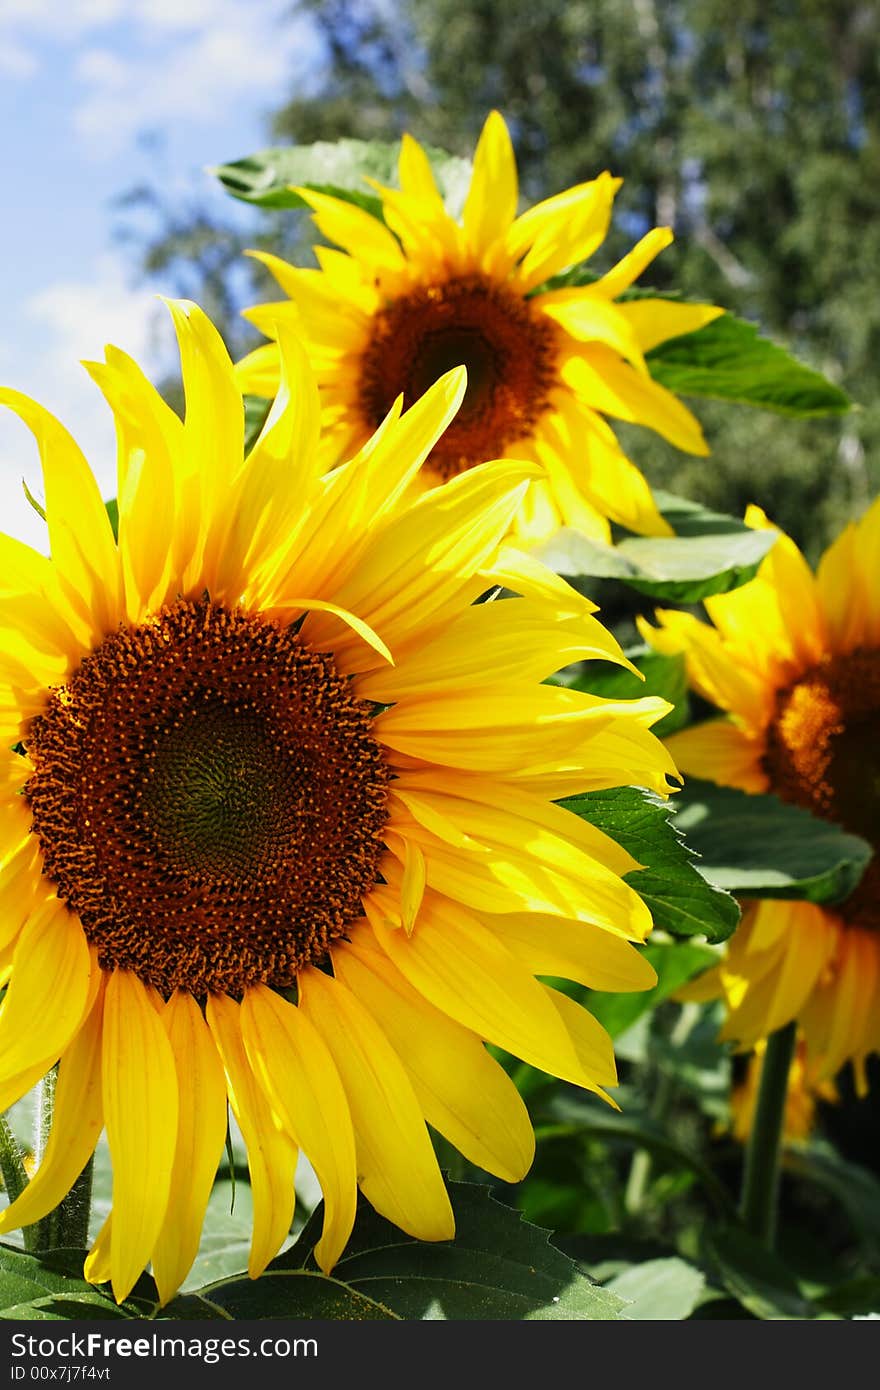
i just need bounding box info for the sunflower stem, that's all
[26,1068,94,1253]
[738,1021,797,1248]
[0,1115,29,1211]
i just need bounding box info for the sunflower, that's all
[0,301,678,1306]
[235,110,723,545]
[644,500,880,1089]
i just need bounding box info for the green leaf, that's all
[604,1257,706,1320]
[704,1227,816,1320]
[0,1244,152,1320]
[0,1294,134,1321]
[646,312,851,418]
[536,492,778,602]
[561,786,740,942]
[172,1181,625,1321]
[551,643,689,735]
[212,139,471,219]
[104,497,119,542]
[672,777,873,905]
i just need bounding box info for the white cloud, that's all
[72,11,317,157]
[1,0,323,159]
[0,256,174,552]
[0,37,36,76]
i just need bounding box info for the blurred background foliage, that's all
[118,0,880,560]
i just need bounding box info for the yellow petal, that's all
[334,936,534,1182]
[542,399,671,537]
[373,682,619,772]
[507,173,621,293]
[83,346,183,621]
[0,390,121,642]
[399,132,446,207]
[537,293,648,373]
[102,970,179,1303]
[205,993,298,1279]
[400,838,426,936]
[240,985,357,1273]
[463,110,518,258]
[488,912,658,991]
[662,718,768,793]
[84,1215,113,1287]
[300,967,454,1241]
[642,609,772,731]
[301,461,537,658]
[562,345,709,455]
[162,299,244,598]
[233,342,281,400]
[586,227,673,299]
[151,992,229,1306]
[0,974,105,1235]
[294,187,405,276]
[0,534,85,665]
[0,902,92,1112]
[354,596,633,701]
[367,892,600,1090]
[616,300,724,353]
[542,985,618,1095]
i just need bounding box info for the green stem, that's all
[0,1115,29,1209]
[739,1021,797,1248]
[29,1067,94,1252]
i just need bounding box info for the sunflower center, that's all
[358,274,558,480]
[763,646,880,929]
[24,599,390,995]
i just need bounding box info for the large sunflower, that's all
[0,301,678,1305]
[645,500,880,1088]
[235,110,723,545]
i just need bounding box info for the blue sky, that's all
[0,0,324,549]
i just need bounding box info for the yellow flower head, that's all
[236,110,723,545]
[0,302,678,1306]
[644,499,880,1089]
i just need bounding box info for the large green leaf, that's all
[212,139,472,219]
[646,312,851,418]
[537,492,778,602]
[0,1244,154,1320]
[561,786,740,941]
[168,1181,626,1321]
[538,273,849,421]
[672,777,873,905]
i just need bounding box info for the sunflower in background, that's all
[643,498,880,1091]
[235,110,722,545]
[0,301,679,1306]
